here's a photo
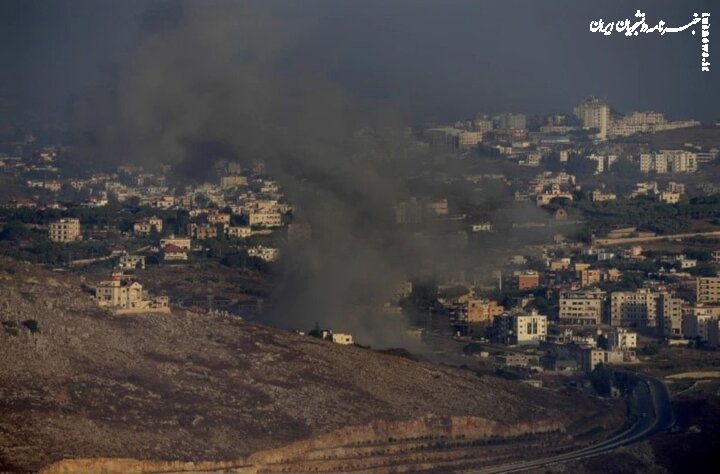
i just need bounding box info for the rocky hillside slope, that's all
[0,257,621,472]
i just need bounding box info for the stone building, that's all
[48,218,81,242]
[94,270,169,314]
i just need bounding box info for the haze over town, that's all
[0,1,719,473]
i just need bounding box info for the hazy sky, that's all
[1,0,717,124]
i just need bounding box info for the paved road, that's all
[67,246,151,266]
[466,372,674,474]
[592,230,720,246]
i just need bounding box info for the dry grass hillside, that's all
[0,257,622,472]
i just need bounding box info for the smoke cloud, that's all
[77,2,555,347]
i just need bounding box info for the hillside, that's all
[0,257,623,472]
[642,126,720,149]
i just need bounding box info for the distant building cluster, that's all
[574,97,700,140]
[3,93,720,382]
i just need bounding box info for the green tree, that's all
[149,226,161,242]
[642,342,661,356]
[0,220,30,241]
[611,157,637,177]
[564,154,597,177]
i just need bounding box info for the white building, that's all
[512,311,547,345]
[332,333,354,345]
[574,97,610,140]
[607,328,637,350]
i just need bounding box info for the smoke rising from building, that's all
[75,2,556,346]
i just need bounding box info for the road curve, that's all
[465,372,673,474]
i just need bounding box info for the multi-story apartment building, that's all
[457,131,483,149]
[511,311,547,345]
[639,153,668,173]
[219,175,248,188]
[657,292,685,338]
[48,218,81,242]
[574,97,610,140]
[606,328,638,363]
[466,299,504,324]
[424,127,463,151]
[642,151,699,174]
[496,113,527,131]
[579,268,602,288]
[683,313,716,341]
[473,116,494,135]
[248,211,282,228]
[559,289,606,325]
[610,289,659,329]
[607,328,637,351]
[663,150,698,173]
[708,320,720,346]
[585,154,617,174]
[696,277,720,304]
[515,271,540,290]
[608,111,699,137]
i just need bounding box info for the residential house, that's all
[133,217,163,236]
[162,244,188,261]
